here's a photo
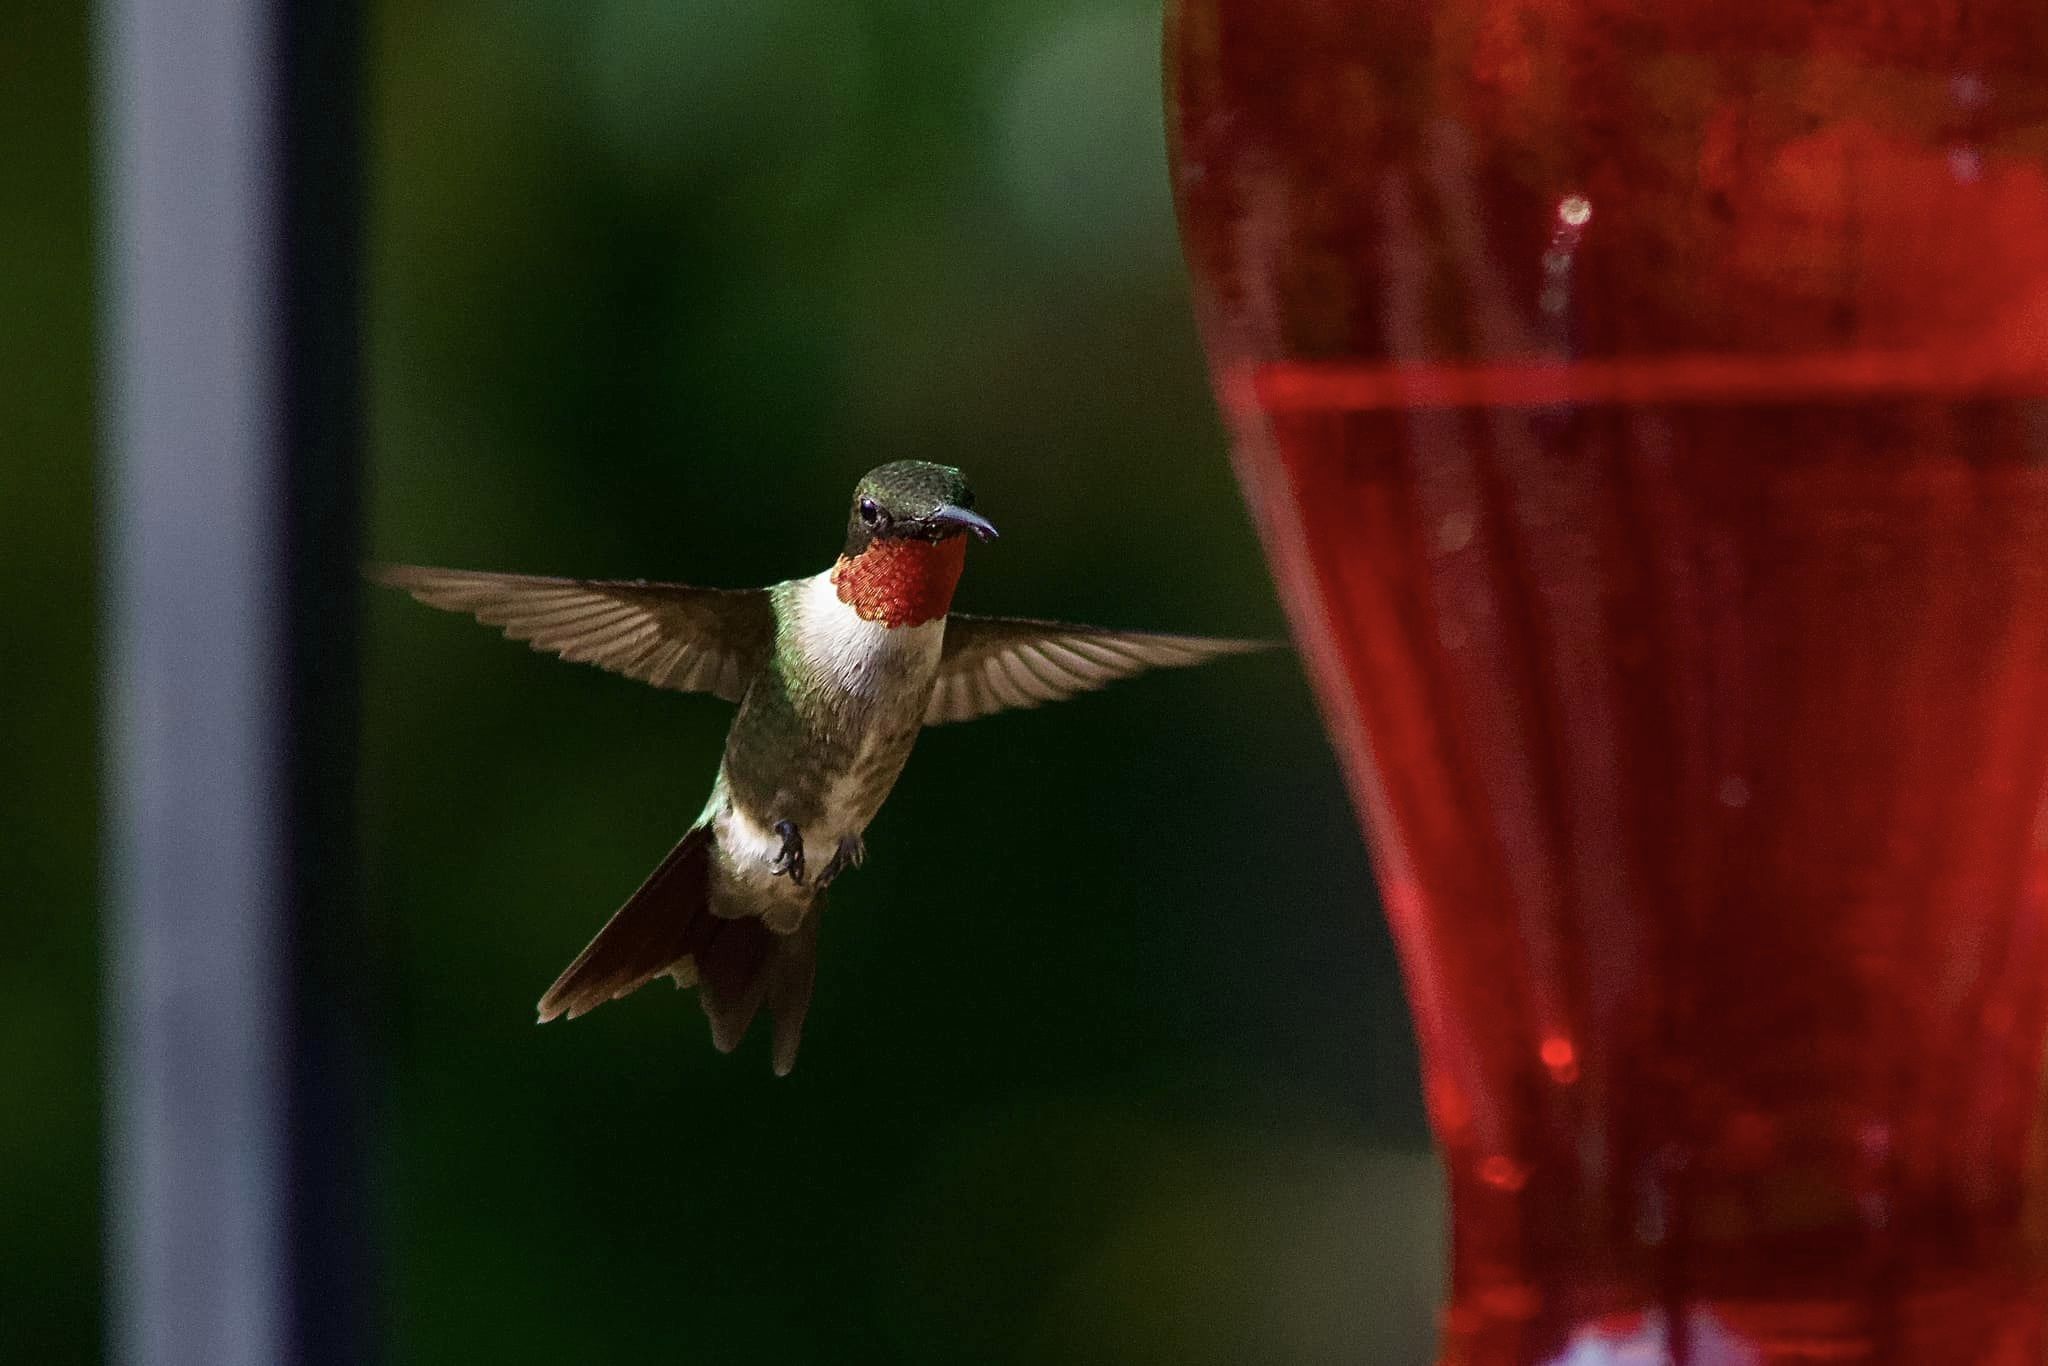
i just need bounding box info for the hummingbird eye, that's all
[858,498,883,527]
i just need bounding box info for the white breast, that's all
[794,569,945,700]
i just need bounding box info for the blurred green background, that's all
[7,0,1443,1359]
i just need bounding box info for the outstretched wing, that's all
[370,564,774,702]
[925,614,1276,725]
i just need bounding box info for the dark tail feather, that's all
[696,914,774,1053]
[537,825,715,1022]
[536,825,823,1073]
[764,912,819,1077]
[695,902,822,1077]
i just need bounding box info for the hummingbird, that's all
[373,461,1271,1074]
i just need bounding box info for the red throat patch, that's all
[831,536,968,628]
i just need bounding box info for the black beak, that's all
[928,504,999,542]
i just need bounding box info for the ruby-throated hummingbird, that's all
[374,461,1270,1073]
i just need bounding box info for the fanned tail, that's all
[536,826,821,1074]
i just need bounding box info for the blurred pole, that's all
[101,0,370,1361]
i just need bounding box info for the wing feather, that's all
[645,637,690,689]
[925,614,1276,724]
[370,564,774,703]
[1010,644,1069,696]
[985,654,1033,712]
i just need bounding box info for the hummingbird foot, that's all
[817,834,866,888]
[769,819,806,886]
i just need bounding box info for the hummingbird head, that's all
[831,462,996,629]
[842,461,999,558]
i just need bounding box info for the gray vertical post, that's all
[102,0,369,1361]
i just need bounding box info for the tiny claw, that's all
[770,819,806,886]
[817,834,866,888]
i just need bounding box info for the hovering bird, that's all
[373,461,1271,1073]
